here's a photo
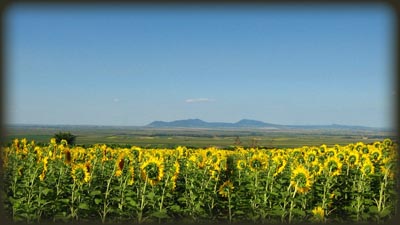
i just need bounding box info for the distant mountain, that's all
[148,119,210,128]
[146,119,378,130]
[235,119,282,128]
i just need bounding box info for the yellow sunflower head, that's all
[209,169,219,180]
[291,165,312,194]
[140,158,164,186]
[354,142,364,152]
[64,148,72,164]
[369,148,381,163]
[310,161,323,176]
[361,146,370,155]
[347,151,360,167]
[305,152,317,164]
[218,180,234,198]
[335,152,345,162]
[50,138,57,145]
[173,160,180,175]
[324,157,342,176]
[71,163,91,185]
[128,166,135,186]
[272,156,287,177]
[319,144,327,154]
[236,159,246,171]
[383,139,393,148]
[13,138,19,147]
[115,153,127,177]
[360,159,375,176]
[249,155,267,172]
[311,206,325,222]
[325,149,336,158]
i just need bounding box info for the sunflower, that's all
[311,206,325,222]
[39,156,49,181]
[361,146,369,155]
[71,163,91,184]
[382,139,393,149]
[140,157,164,186]
[360,158,375,176]
[64,148,72,164]
[170,161,180,190]
[319,144,327,155]
[369,148,381,163]
[305,152,317,164]
[336,152,346,163]
[209,154,221,171]
[291,148,302,158]
[236,159,246,171]
[249,155,267,172]
[209,169,219,180]
[272,156,287,177]
[347,151,360,168]
[325,149,336,158]
[291,165,313,194]
[115,153,126,177]
[310,161,323,176]
[218,180,234,197]
[354,142,364,152]
[128,166,135,186]
[324,157,342,176]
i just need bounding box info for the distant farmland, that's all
[3,124,396,148]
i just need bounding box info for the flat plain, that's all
[4,125,396,148]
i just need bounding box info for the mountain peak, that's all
[146,119,278,128]
[145,119,376,130]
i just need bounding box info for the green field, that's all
[3,125,396,148]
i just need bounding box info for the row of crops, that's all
[1,138,398,223]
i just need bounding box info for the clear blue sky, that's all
[4,3,396,128]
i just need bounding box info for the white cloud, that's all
[185,98,215,103]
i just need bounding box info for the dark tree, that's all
[53,132,76,145]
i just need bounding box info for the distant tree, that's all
[53,132,76,145]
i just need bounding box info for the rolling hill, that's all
[146,119,376,130]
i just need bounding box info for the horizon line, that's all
[4,119,390,130]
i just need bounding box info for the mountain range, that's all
[146,119,377,130]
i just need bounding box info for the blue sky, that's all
[4,3,396,128]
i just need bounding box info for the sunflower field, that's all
[1,138,398,223]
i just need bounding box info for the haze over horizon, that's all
[4,3,396,129]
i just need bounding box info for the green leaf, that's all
[379,208,392,218]
[78,202,90,210]
[94,198,102,205]
[147,192,156,200]
[90,190,102,196]
[59,198,70,204]
[177,197,186,203]
[42,188,52,196]
[293,208,306,217]
[234,210,245,215]
[125,190,136,197]
[169,205,181,212]
[151,210,170,219]
[166,193,173,198]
